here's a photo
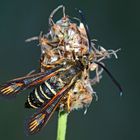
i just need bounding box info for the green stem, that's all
[57,110,68,140]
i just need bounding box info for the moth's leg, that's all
[90,66,103,85]
[67,93,71,112]
[26,70,36,76]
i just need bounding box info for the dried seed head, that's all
[26,5,121,112]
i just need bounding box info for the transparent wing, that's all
[27,73,79,134]
[0,66,63,97]
[27,84,73,134]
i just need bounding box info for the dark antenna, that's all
[94,61,123,96]
[75,8,122,96]
[75,8,92,52]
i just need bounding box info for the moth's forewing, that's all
[0,66,63,97]
[27,84,74,134]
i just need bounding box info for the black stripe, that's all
[36,86,48,101]
[41,83,54,98]
[47,78,60,92]
[25,89,43,108]
[24,82,53,109]
[31,90,42,107]
[24,100,32,108]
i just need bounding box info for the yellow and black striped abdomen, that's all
[25,79,59,109]
[25,62,83,109]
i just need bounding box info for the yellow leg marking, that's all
[67,94,71,112]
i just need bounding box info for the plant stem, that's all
[57,110,68,140]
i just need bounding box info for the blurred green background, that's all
[0,0,139,140]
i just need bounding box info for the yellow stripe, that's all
[34,88,44,103]
[40,85,50,99]
[44,81,56,95]
[27,97,37,109]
